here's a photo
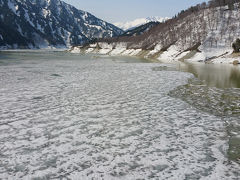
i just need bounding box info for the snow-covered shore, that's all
[69,3,240,65]
[70,42,240,65]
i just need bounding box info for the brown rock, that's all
[233,60,239,65]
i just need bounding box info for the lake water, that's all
[0,50,239,179]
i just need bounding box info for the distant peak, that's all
[114,17,169,31]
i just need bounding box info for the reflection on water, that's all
[176,62,240,88]
[169,62,240,163]
[169,78,240,163]
[154,60,240,163]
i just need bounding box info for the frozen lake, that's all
[0,51,239,179]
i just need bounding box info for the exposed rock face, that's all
[0,0,123,49]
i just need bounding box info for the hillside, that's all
[120,22,160,37]
[72,0,240,64]
[0,0,123,49]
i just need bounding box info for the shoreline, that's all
[69,44,240,65]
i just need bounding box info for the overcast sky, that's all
[63,0,207,23]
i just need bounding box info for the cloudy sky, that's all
[63,0,207,23]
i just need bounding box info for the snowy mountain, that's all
[0,0,123,49]
[120,21,160,37]
[114,17,168,31]
[72,0,240,64]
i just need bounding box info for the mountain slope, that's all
[75,0,240,64]
[114,17,168,31]
[0,0,123,49]
[120,22,160,37]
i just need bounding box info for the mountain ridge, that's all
[114,17,168,31]
[0,0,123,49]
[72,0,240,64]
[120,21,160,37]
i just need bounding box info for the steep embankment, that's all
[0,0,123,49]
[71,1,240,64]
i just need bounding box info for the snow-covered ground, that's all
[0,51,239,179]
[71,44,240,64]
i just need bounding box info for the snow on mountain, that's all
[114,17,169,31]
[72,1,240,64]
[120,22,160,37]
[0,0,123,49]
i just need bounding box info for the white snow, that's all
[129,49,142,56]
[42,9,50,18]
[158,45,181,61]
[71,42,240,65]
[0,34,3,40]
[121,49,135,55]
[98,42,113,49]
[109,47,126,55]
[89,43,97,48]
[188,52,206,62]
[114,17,169,30]
[176,51,191,60]
[82,12,88,21]
[7,0,16,14]
[24,10,34,27]
[98,48,112,54]
[71,47,81,53]
[85,48,95,53]
[148,44,162,56]
[106,43,127,55]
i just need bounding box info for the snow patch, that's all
[86,48,95,53]
[82,12,88,21]
[129,49,142,56]
[98,42,113,49]
[7,0,16,14]
[121,49,135,56]
[71,47,81,53]
[176,51,191,60]
[109,48,126,55]
[148,44,163,56]
[158,45,182,61]
[89,43,97,48]
[42,9,50,18]
[108,43,127,55]
[24,10,34,27]
[188,52,206,62]
[98,48,112,54]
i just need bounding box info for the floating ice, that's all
[0,51,239,179]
